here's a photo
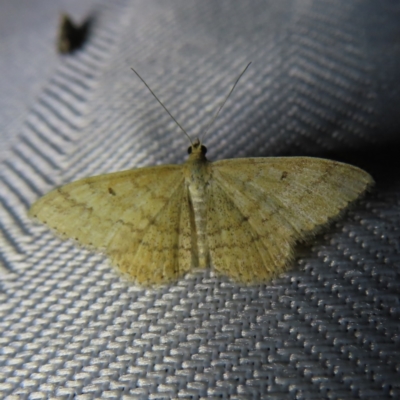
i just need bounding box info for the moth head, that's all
[188,138,207,159]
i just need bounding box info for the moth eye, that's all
[201,145,207,155]
[187,146,192,154]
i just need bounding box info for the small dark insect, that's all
[57,13,92,54]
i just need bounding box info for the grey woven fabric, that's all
[1,1,400,399]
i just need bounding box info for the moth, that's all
[29,64,374,285]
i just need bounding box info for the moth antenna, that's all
[201,62,252,142]
[131,67,193,145]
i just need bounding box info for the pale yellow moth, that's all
[29,64,374,285]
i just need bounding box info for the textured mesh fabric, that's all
[1,1,400,399]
